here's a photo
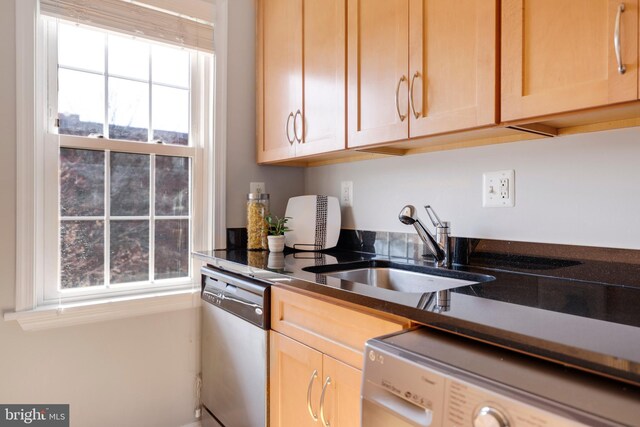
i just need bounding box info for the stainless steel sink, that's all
[325,267,476,292]
[303,260,494,293]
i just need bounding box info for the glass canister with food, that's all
[247,193,269,250]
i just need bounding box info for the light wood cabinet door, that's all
[320,355,362,427]
[258,0,345,163]
[270,332,323,427]
[296,0,346,157]
[257,0,302,163]
[408,0,497,137]
[502,0,639,122]
[348,0,410,148]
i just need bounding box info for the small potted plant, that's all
[265,215,291,253]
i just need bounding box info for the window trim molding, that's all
[212,0,227,250]
[9,0,224,328]
[15,0,41,312]
[5,289,201,331]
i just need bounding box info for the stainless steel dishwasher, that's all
[200,266,269,427]
[362,328,640,427]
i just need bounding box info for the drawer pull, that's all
[395,75,408,121]
[409,71,422,119]
[320,376,332,426]
[306,369,319,421]
[614,3,626,74]
[293,109,302,143]
[286,112,295,144]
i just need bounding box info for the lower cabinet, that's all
[269,287,411,427]
[270,332,361,427]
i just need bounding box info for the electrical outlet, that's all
[340,181,353,207]
[483,170,515,207]
[250,182,266,194]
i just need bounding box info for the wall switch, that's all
[340,181,353,207]
[483,170,515,207]
[250,182,266,194]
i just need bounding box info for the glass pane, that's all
[108,34,149,81]
[108,77,149,141]
[152,44,190,87]
[58,69,105,136]
[155,219,189,280]
[58,22,105,72]
[60,220,104,288]
[152,85,189,145]
[60,148,105,216]
[156,156,190,215]
[110,220,149,284]
[110,152,150,216]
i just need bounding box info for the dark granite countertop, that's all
[193,244,640,387]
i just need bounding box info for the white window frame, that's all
[8,0,227,330]
[45,19,200,303]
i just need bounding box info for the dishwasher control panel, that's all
[201,266,270,329]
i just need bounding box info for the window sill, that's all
[4,288,201,331]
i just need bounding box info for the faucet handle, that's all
[424,205,447,229]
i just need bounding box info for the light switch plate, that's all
[483,170,515,207]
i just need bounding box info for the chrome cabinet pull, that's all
[409,71,421,119]
[395,75,408,122]
[306,369,319,421]
[614,3,626,74]
[319,376,332,427]
[286,112,295,145]
[293,109,302,143]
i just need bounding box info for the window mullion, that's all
[104,32,109,138]
[149,154,156,283]
[148,45,153,143]
[105,150,111,288]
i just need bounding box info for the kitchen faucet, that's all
[398,205,451,268]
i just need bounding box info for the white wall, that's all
[305,127,640,250]
[223,0,305,229]
[0,2,199,426]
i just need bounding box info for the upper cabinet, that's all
[257,0,346,163]
[347,0,498,148]
[257,0,640,165]
[501,0,639,122]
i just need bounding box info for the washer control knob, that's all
[473,406,509,427]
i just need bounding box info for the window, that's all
[42,20,209,303]
[11,0,220,329]
[47,22,198,302]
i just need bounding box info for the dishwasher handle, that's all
[202,290,263,311]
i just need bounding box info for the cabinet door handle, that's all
[293,109,302,143]
[409,71,422,119]
[286,112,295,145]
[395,75,408,122]
[614,3,626,74]
[319,376,332,427]
[306,369,319,421]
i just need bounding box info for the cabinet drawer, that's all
[271,287,410,369]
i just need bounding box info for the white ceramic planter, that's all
[267,235,285,253]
